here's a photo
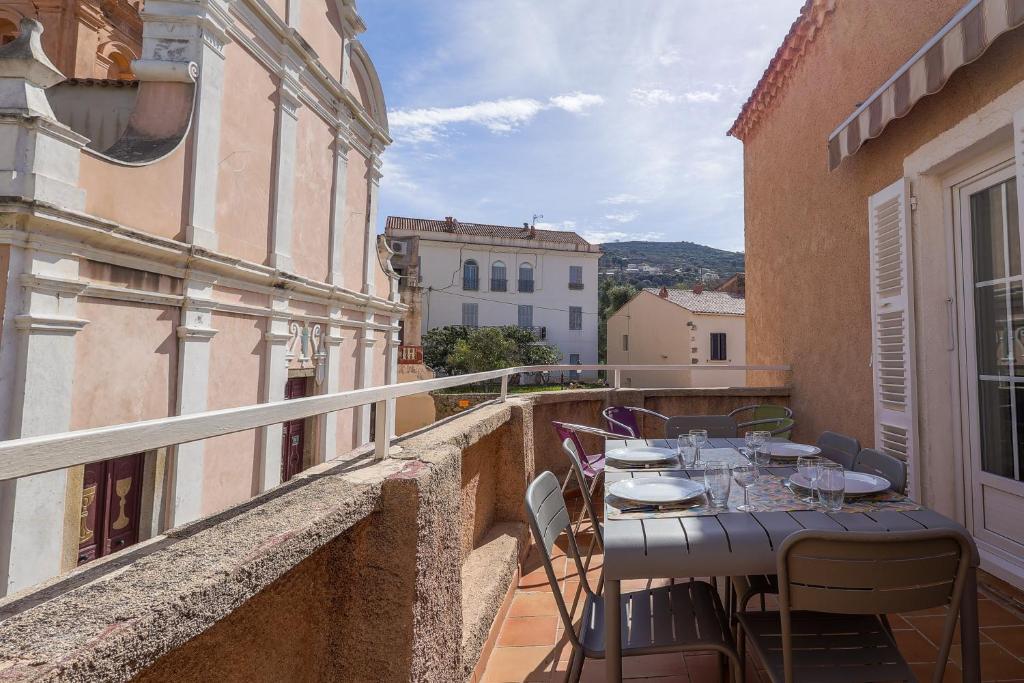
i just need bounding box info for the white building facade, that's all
[385,217,601,374]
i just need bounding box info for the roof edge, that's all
[728,0,836,141]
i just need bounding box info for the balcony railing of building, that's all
[463,276,479,291]
[0,364,790,483]
[568,281,584,290]
[518,279,534,293]
[398,345,423,364]
[490,278,507,291]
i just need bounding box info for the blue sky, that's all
[360,0,805,251]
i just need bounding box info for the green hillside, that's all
[598,240,744,288]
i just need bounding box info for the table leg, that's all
[606,578,622,682]
[960,568,980,683]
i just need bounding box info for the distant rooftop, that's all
[385,216,599,252]
[645,287,745,316]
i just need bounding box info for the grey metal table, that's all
[602,438,982,682]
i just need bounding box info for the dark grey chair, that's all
[853,447,908,494]
[665,415,737,439]
[816,431,861,470]
[525,472,740,683]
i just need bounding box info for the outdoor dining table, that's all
[602,437,982,682]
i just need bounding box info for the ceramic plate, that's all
[790,471,891,497]
[606,446,677,465]
[608,478,706,505]
[765,442,822,460]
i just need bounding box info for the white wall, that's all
[415,239,600,373]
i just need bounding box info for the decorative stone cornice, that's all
[177,324,217,340]
[15,314,89,335]
[19,274,88,297]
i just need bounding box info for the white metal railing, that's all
[0,364,790,482]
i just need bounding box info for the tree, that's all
[447,327,518,374]
[422,325,470,371]
[598,280,638,362]
[423,325,562,380]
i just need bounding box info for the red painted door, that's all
[281,377,309,482]
[78,453,144,565]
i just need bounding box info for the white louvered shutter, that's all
[868,178,919,496]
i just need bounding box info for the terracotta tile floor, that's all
[481,524,1024,682]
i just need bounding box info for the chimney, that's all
[658,287,669,298]
[444,216,454,227]
[530,222,536,238]
[693,283,704,295]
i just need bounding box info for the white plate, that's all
[790,471,891,496]
[765,442,822,460]
[608,478,706,505]
[606,446,677,465]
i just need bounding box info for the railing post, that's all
[499,374,509,402]
[374,399,390,459]
[613,369,621,390]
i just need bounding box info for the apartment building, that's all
[386,217,601,374]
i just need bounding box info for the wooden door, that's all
[281,377,309,482]
[78,453,144,565]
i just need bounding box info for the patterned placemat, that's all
[606,473,923,520]
[607,447,798,473]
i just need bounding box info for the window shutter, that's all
[868,178,919,496]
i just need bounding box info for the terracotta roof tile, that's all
[385,216,597,250]
[645,288,745,316]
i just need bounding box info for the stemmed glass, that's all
[752,430,773,471]
[796,455,824,504]
[731,463,758,511]
[689,429,709,468]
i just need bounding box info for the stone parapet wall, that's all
[0,386,788,682]
[432,391,499,419]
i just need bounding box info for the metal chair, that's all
[526,472,741,683]
[551,421,619,534]
[559,436,604,593]
[736,528,973,683]
[665,415,737,439]
[602,405,669,438]
[815,431,861,470]
[853,447,908,494]
[730,405,794,437]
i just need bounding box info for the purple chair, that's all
[601,405,669,438]
[552,421,619,534]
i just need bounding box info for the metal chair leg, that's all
[566,645,584,683]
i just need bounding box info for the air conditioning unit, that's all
[391,240,406,254]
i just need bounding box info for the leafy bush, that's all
[422,325,562,381]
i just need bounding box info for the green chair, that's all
[730,405,794,439]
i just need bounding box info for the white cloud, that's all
[683,90,720,103]
[657,49,681,66]
[580,229,665,244]
[630,88,721,106]
[604,211,638,223]
[389,91,603,143]
[536,219,578,231]
[549,92,605,113]
[600,193,649,205]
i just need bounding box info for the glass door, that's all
[958,164,1024,564]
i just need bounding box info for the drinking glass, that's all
[817,462,846,512]
[676,436,696,468]
[796,455,824,504]
[751,430,773,476]
[704,460,731,508]
[741,431,756,461]
[689,429,709,468]
[731,464,758,512]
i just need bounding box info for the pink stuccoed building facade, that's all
[0,0,401,595]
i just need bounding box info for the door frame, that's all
[948,150,1024,582]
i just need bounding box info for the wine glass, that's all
[752,430,772,468]
[741,431,757,461]
[704,460,731,508]
[731,463,758,511]
[689,429,709,468]
[817,462,846,512]
[796,455,824,504]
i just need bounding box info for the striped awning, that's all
[828,0,1024,170]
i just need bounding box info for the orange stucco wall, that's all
[741,1,1024,446]
[342,153,370,291]
[203,312,264,514]
[70,299,178,429]
[300,2,344,80]
[80,144,187,240]
[292,108,334,283]
[214,42,276,266]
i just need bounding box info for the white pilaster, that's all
[259,296,290,491]
[285,0,301,26]
[328,121,352,286]
[0,245,87,596]
[362,153,383,295]
[384,320,399,440]
[355,318,376,445]
[169,280,217,526]
[269,63,303,273]
[142,0,234,249]
[319,306,344,460]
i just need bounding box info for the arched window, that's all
[462,259,479,291]
[0,18,18,45]
[106,51,136,80]
[518,263,534,293]
[491,261,507,291]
